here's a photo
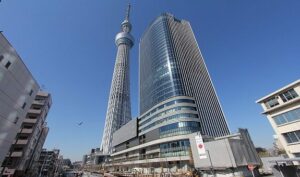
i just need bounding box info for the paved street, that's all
[82,172,103,177]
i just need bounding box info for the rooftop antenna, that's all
[125,3,131,21]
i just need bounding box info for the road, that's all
[82,172,103,177]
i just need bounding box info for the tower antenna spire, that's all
[125,3,131,21]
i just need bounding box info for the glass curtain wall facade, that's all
[139,13,230,137]
[139,15,185,114]
[138,96,201,138]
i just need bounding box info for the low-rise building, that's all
[257,79,300,164]
[82,155,88,165]
[192,129,261,176]
[72,161,82,170]
[37,149,60,177]
[107,116,261,176]
[62,159,72,170]
[83,148,107,166]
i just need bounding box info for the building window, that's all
[160,140,190,157]
[29,89,33,96]
[280,89,298,102]
[0,55,3,62]
[14,147,23,152]
[5,61,11,69]
[22,102,27,109]
[265,97,279,109]
[139,98,196,122]
[23,125,33,129]
[294,153,300,157]
[159,121,200,138]
[28,115,37,119]
[18,135,28,140]
[273,107,300,125]
[32,106,41,110]
[13,117,19,124]
[139,105,197,127]
[140,113,198,132]
[283,130,300,144]
[139,135,146,144]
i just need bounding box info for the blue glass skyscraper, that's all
[107,13,260,175]
[139,13,229,137]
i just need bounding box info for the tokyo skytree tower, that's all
[100,4,134,154]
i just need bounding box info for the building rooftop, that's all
[256,79,300,103]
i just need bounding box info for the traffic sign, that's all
[195,135,207,159]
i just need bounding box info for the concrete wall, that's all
[0,33,39,165]
[191,137,237,169]
[112,118,137,147]
[190,131,261,169]
[115,143,127,152]
[114,137,139,152]
[144,128,159,143]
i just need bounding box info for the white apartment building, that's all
[257,79,300,162]
[2,91,52,177]
[0,33,39,165]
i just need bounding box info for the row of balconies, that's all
[19,128,33,134]
[112,152,164,163]
[12,139,29,145]
[4,97,49,161]
[261,87,300,112]
[10,151,23,157]
[28,109,42,115]
[23,118,37,124]
[9,146,45,158]
[33,100,45,106]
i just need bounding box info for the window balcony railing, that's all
[28,109,42,114]
[11,151,23,157]
[111,151,189,163]
[33,100,45,105]
[16,139,29,145]
[20,128,33,134]
[23,118,37,124]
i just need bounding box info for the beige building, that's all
[257,79,300,162]
[0,32,40,166]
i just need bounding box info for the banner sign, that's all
[195,134,207,159]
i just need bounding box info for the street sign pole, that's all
[206,150,215,177]
[251,170,255,177]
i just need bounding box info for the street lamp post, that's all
[206,150,215,177]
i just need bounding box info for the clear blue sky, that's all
[0,0,299,161]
